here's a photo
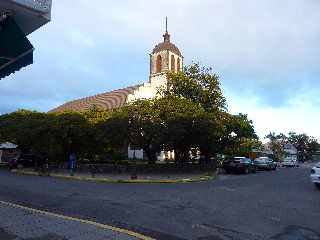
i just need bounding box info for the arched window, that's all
[171,55,176,72]
[177,58,181,72]
[156,55,162,73]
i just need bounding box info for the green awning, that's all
[0,17,34,80]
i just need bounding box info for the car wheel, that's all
[315,183,320,190]
[244,168,249,174]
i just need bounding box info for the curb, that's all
[11,169,216,184]
[0,200,155,240]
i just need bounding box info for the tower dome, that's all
[152,32,182,57]
[150,18,183,76]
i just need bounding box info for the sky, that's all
[0,0,319,140]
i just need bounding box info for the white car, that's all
[311,163,320,189]
[282,157,299,167]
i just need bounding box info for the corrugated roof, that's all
[50,85,141,113]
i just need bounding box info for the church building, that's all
[51,21,183,113]
[51,20,184,160]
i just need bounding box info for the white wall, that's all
[127,74,167,102]
[128,146,144,160]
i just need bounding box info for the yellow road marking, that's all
[0,200,156,240]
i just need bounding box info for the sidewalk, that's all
[0,201,152,240]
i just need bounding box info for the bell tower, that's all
[149,18,183,80]
[126,18,184,104]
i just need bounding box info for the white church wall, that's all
[127,148,175,162]
[127,74,167,103]
[128,146,144,160]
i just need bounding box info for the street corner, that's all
[0,201,155,240]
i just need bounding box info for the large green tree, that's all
[118,96,224,165]
[288,132,320,162]
[0,110,49,154]
[155,96,207,164]
[265,132,288,161]
[163,63,258,158]
[123,99,167,164]
[221,113,259,156]
[45,111,90,162]
[97,110,130,161]
[80,107,111,161]
[0,110,93,163]
[164,63,227,112]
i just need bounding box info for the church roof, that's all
[152,41,182,56]
[50,85,141,113]
[152,23,182,57]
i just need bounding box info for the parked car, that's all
[223,157,256,174]
[282,157,299,167]
[254,157,277,171]
[310,162,320,189]
[9,154,43,169]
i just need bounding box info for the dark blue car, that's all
[223,157,257,174]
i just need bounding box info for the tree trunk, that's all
[145,148,156,165]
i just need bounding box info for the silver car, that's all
[282,157,299,167]
[311,162,320,189]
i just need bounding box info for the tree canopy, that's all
[0,63,261,166]
[164,63,227,112]
[288,132,320,162]
[265,132,319,162]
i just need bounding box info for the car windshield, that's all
[233,158,245,162]
[256,159,266,163]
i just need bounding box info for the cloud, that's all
[227,91,320,140]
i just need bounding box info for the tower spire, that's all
[166,16,168,33]
[163,17,170,42]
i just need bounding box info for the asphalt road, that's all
[0,166,319,240]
